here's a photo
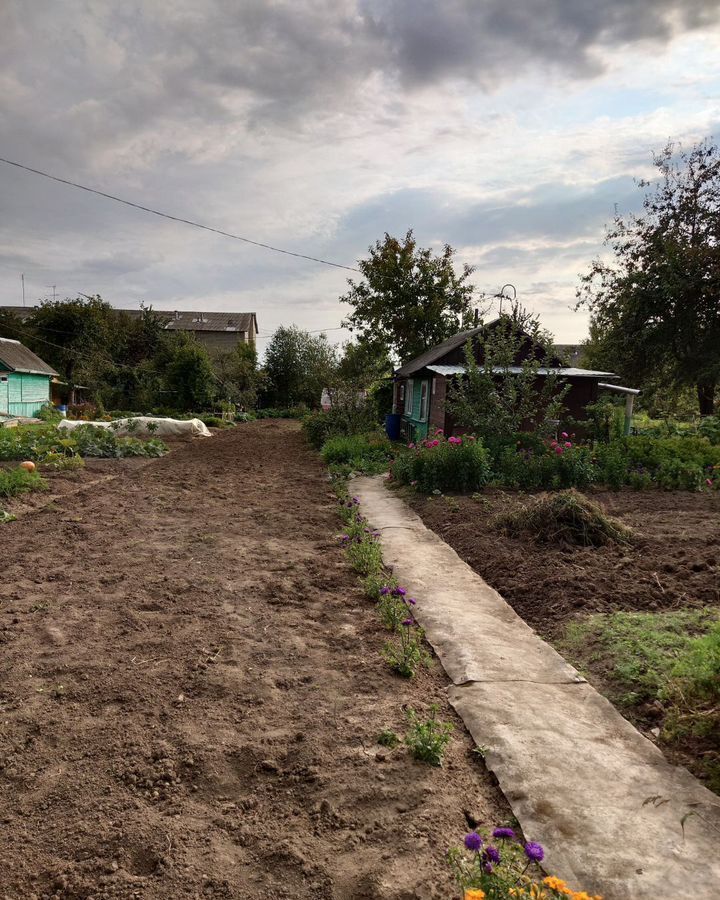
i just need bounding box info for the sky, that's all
[1,1,720,355]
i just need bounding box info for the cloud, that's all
[0,1,719,347]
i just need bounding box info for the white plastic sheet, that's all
[58,416,212,438]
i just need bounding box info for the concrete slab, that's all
[354,476,583,686]
[353,476,720,900]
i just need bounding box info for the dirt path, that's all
[0,421,504,900]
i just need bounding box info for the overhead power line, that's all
[0,155,362,275]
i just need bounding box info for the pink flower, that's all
[555,446,564,455]
[550,440,558,448]
[407,442,415,449]
[561,432,568,439]
[564,441,572,449]
[435,429,444,435]
[707,479,713,486]
[431,439,440,447]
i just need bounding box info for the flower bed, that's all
[391,429,720,494]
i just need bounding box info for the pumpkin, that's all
[19,460,36,473]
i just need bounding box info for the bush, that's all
[302,405,379,449]
[0,466,48,498]
[36,404,63,423]
[494,489,634,547]
[392,433,491,493]
[255,406,306,419]
[67,401,99,420]
[321,432,392,469]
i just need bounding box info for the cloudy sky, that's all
[1,1,720,353]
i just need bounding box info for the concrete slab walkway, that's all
[354,475,720,900]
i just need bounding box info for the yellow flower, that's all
[543,876,570,894]
[464,891,486,900]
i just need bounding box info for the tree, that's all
[341,230,476,363]
[213,342,263,409]
[164,335,217,411]
[448,306,568,443]
[263,325,337,408]
[336,338,392,388]
[25,296,114,391]
[578,140,720,416]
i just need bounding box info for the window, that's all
[404,380,414,415]
[0,376,7,383]
[419,380,429,421]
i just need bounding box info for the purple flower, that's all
[401,617,416,627]
[392,587,407,597]
[483,863,494,874]
[524,842,544,863]
[492,827,515,840]
[484,846,500,864]
[379,587,391,596]
[339,534,350,542]
[404,597,417,605]
[464,832,483,852]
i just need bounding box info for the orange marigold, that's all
[464,891,486,900]
[543,876,570,894]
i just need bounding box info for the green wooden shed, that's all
[0,337,58,418]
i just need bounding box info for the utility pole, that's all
[21,273,25,307]
[46,284,57,302]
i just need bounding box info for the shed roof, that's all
[0,337,58,376]
[426,364,618,379]
[395,325,487,376]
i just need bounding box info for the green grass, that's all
[560,608,720,791]
[561,608,720,703]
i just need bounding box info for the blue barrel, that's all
[58,404,68,418]
[385,413,401,441]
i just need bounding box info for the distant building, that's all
[148,310,258,354]
[0,337,58,418]
[0,306,258,355]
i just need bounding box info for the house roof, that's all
[0,306,258,335]
[427,363,618,378]
[156,311,258,334]
[395,325,487,376]
[0,337,58,376]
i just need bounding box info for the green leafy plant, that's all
[382,616,429,677]
[377,729,400,748]
[404,705,453,766]
[0,467,48,499]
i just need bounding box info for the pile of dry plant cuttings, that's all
[494,489,635,547]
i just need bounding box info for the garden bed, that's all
[405,486,720,790]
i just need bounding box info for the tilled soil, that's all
[408,488,720,637]
[408,486,720,783]
[0,421,505,900]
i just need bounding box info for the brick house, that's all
[393,322,619,442]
